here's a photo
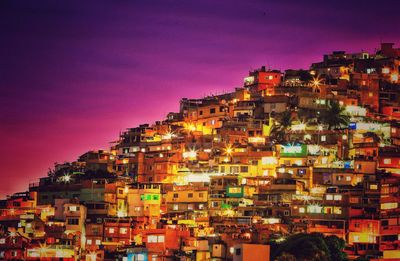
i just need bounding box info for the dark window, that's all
[210,108,216,114]
[188,193,193,198]
[235,248,241,256]
[199,110,203,115]
[173,193,178,198]
[67,218,79,225]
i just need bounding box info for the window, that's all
[0,239,5,244]
[334,195,342,201]
[381,202,398,210]
[326,194,333,200]
[240,166,248,173]
[299,207,305,213]
[334,207,342,214]
[157,235,165,242]
[321,135,326,142]
[87,239,92,245]
[173,204,179,211]
[354,235,360,242]
[137,254,145,261]
[120,228,128,234]
[199,193,204,198]
[383,158,392,164]
[148,235,164,243]
[199,204,204,209]
[109,228,115,234]
[333,195,342,200]
[199,110,203,115]
[370,184,378,190]
[210,108,216,114]
[67,218,79,225]
[188,204,194,210]
[235,248,242,256]
[346,176,351,181]
[95,239,101,245]
[284,210,290,216]
[188,193,193,198]
[148,235,158,243]
[173,193,178,198]
[69,206,79,212]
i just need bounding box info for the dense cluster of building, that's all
[1,42,400,261]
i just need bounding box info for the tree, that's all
[275,252,297,261]
[271,233,348,261]
[319,101,350,130]
[325,235,348,261]
[270,111,292,143]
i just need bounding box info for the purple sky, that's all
[1,0,399,197]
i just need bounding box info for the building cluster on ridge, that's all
[1,43,400,261]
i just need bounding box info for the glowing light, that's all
[183,148,197,160]
[311,76,322,89]
[224,144,234,156]
[63,174,71,183]
[291,122,306,131]
[391,73,398,82]
[162,131,176,140]
[117,210,127,218]
[318,125,323,131]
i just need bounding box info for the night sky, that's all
[1,0,399,197]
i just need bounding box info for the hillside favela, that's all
[1,43,400,261]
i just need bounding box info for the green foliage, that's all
[271,233,348,261]
[270,111,292,143]
[318,101,350,130]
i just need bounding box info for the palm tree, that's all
[319,101,350,130]
[270,111,292,143]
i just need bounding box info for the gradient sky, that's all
[1,0,399,197]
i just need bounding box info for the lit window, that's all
[120,228,128,234]
[334,195,342,201]
[326,194,333,200]
[381,202,398,210]
[87,239,92,245]
[109,228,115,234]
[147,235,158,243]
[69,206,78,212]
[334,207,342,214]
[137,254,145,261]
[299,207,305,213]
[0,239,5,244]
[370,184,378,190]
[383,158,392,164]
[346,176,351,181]
[157,235,165,242]
[354,235,359,242]
[321,135,326,142]
[382,68,390,74]
[95,239,101,245]
[173,204,179,211]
